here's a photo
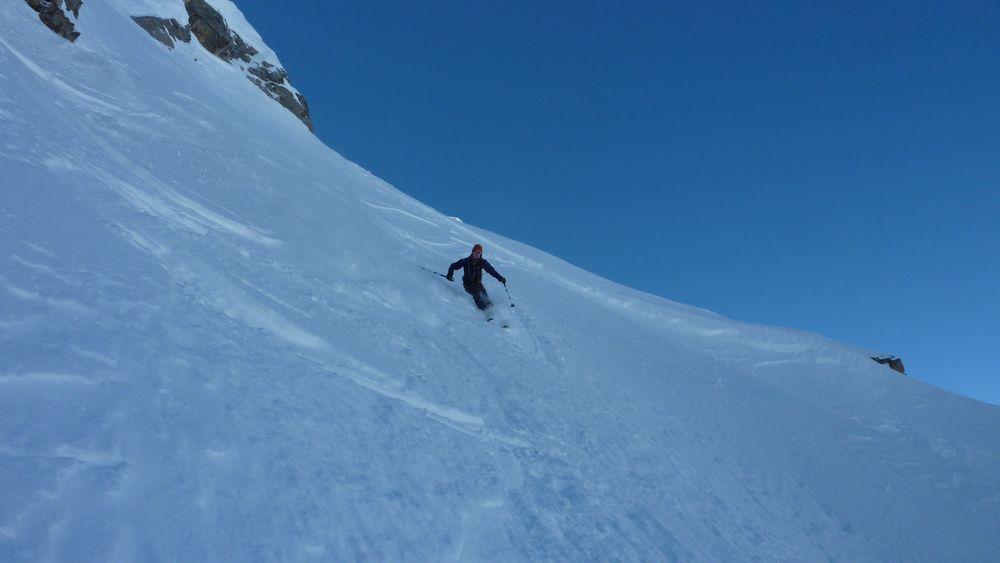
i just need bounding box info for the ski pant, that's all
[464,281,492,310]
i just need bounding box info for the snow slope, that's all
[2,1,999,561]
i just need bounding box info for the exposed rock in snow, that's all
[130,15,190,49]
[872,355,907,374]
[247,61,312,131]
[23,0,82,41]
[129,0,314,131]
[180,0,312,129]
[184,0,256,63]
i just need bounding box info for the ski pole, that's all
[503,283,515,308]
[419,265,451,280]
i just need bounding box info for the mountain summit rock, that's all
[23,0,312,130]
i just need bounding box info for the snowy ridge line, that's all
[388,197,728,331]
[536,260,868,365]
[360,185,845,367]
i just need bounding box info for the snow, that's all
[105,0,188,23]
[2,1,1000,561]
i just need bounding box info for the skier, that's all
[446,244,506,311]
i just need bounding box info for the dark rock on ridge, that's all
[24,0,82,42]
[131,16,191,49]
[26,0,313,130]
[130,0,313,131]
[65,0,81,17]
[248,63,313,131]
[872,356,906,375]
[183,0,257,63]
[248,60,288,84]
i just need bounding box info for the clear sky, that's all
[237,1,999,405]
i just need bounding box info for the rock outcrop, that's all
[26,0,314,130]
[24,0,82,42]
[184,0,258,63]
[129,0,314,131]
[130,16,192,49]
[247,61,312,131]
[872,356,906,375]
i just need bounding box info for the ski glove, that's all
[499,276,507,285]
[446,274,454,282]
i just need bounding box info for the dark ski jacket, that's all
[448,256,505,286]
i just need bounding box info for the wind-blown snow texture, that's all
[2,2,999,561]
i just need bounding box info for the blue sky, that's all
[238,1,1000,405]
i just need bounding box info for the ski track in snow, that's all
[8,254,78,286]
[121,218,512,447]
[0,37,121,116]
[0,372,97,386]
[361,200,442,228]
[1,276,93,315]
